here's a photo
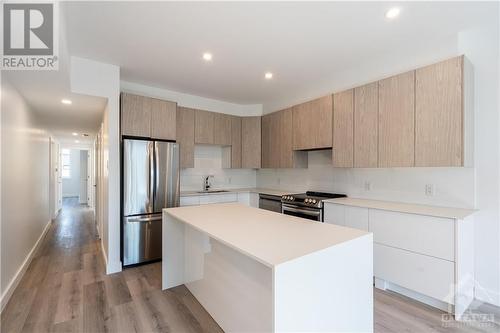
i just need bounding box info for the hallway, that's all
[1,199,223,333]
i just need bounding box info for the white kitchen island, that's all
[162,203,373,332]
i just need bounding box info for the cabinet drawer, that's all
[369,209,454,261]
[180,196,200,206]
[345,206,369,231]
[199,193,238,205]
[374,244,455,303]
[324,203,345,226]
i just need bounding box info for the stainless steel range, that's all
[281,191,347,222]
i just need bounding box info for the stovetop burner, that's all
[281,191,347,208]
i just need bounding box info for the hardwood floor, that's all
[1,198,498,332]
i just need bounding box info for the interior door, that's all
[153,142,180,212]
[123,139,154,216]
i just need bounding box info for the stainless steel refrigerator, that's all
[122,139,180,266]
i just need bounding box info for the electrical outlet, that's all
[364,181,372,191]
[425,184,435,196]
[227,177,232,184]
[277,177,281,185]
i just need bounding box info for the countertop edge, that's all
[324,197,477,220]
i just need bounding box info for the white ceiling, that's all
[4,57,106,144]
[4,1,493,141]
[63,1,489,110]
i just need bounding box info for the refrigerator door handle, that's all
[154,141,160,209]
[148,141,155,213]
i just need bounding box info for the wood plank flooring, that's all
[1,198,499,332]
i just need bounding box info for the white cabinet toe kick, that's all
[324,200,475,320]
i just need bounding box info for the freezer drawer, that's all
[123,214,162,266]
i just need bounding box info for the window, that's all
[62,149,71,178]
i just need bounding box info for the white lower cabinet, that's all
[180,196,200,206]
[237,192,259,208]
[370,209,454,261]
[181,192,256,208]
[199,193,238,205]
[374,243,455,303]
[323,201,474,320]
[324,204,368,231]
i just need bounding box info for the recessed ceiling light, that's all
[61,99,72,105]
[202,52,213,61]
[265,72,273,79]
[72,132,78,136]
[385,7,401,19]
[75,140,80,143]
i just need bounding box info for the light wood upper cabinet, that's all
[415,56,463,167]
[378,71,415,167]
[214,113,232,146]
[121,93,177,140]
[279,108,294,168]
[261,112,280,168]
[333,90,354,168]
[195,109,215,144]
[176,107,195,169]
[242,116,261,168]
[292,95,333,150]
[230,116,242,168]
[151,98,177,140]
[121,93,152,137]
[354,83,378,168]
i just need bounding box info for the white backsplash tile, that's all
[180,145,257,191]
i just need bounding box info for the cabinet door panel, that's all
[279,108,294,168]
[121,93,151,137]
[261,114,272,168]
[214,113,232,146]
[374,244,454,303]
[231,116,242,168]
[176,107,195,168]
[242,116,261,168]
[354,83,378,167]
[378,71,415,167]
[415,56,463,166]
[151,98,177,140]
[292,95,332,150]
[333,90,354,167]
[195,110,215,144]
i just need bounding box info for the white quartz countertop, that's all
[180,187,293,197]
[324,197,476,220]
[163,203,370,267]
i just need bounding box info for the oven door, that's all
[281,203,322,222]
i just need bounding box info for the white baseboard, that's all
[475,285,500,307]
[0,220,52,313]
[100,239,122,275]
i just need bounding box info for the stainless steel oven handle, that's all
[282,204,321,216]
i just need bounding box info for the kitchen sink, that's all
[197,190,229,194]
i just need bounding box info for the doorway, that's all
[61,148,91,205]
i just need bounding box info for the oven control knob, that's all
[305,198,311,203]
[312,199,317,204]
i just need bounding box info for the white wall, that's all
[1,77,51,309]
[258,9,500,305]
[70,56,121,274]
[62,149,81,197]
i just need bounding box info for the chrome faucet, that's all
[203,175,214,192]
